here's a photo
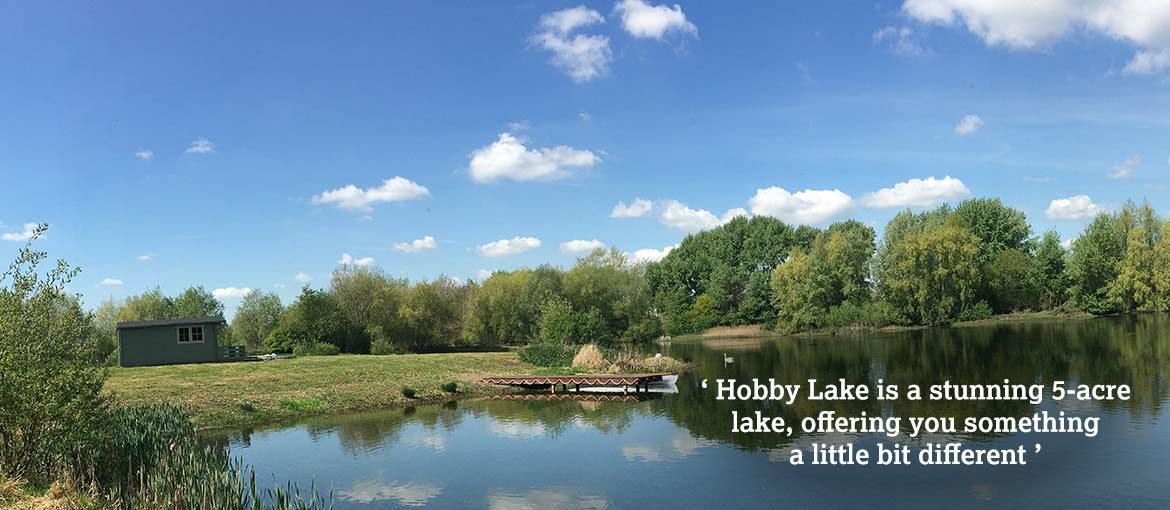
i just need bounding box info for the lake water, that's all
[211,314,1170,509]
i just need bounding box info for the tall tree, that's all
[231,291,283,351]
[171,285,224,318]
[1032,231,1069,309]
[876,215,982,325]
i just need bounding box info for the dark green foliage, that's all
[441,381,459,393]
[401,387,417,399]
[771,221,876,331]
[1033,231,1070,309]
[519,343,577,367]
[647,216,813,335]
[1068,212,1125,314]
[267,287,352,353]
[171,285,225,318]
[293,342,340,357]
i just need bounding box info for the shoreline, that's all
[683,310,1097,341]
[104,352,534,431]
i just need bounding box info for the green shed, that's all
[117,317,226,367]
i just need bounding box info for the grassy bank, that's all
[104,352,533,430]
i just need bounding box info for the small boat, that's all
[655,374,679,385]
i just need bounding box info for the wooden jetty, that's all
[482,373,675,394]
[486,393,661,403]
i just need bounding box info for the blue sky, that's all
[2,1,1168,317]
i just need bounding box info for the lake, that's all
[210,314,1170,508]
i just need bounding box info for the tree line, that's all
[95,197,1170,356]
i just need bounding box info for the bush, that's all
[401,387,417,398]
[519,343,576,367]
[0,227,109,484]
[571,344,606,371]
[440,381,458,393]
[958,300,994,322]
[292,342,340,357]
[369,337,398,355]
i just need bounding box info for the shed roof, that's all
[116,316,225,330]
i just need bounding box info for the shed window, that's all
[177,326,205,344]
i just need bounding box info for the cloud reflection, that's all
[486,487,608,510]
[336,480,443,506]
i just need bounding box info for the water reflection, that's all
[213,314,1170,509]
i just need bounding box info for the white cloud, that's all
[339,253,375,267]
[311,177,430,211]
[1125,49,1170,74]
[98,278,123,287]
[748,188,853,225]
[1108,154,1141,179]
[873,25,925,56]
[212,287,252,299]
[468,133,599,183]
[1,223,38,242]
[135,149,154,160]
[658,200,746,231]
[902,0,1170,74]
[610,198,653,218]
[476,269,493,281]
[393,235,438,253]
[560,239,605,254]
[1061,237,1076,250]
[1046,195,1104,220]
[627,244,677,264]
[579,112,592,121]
[533,6,612,82]
[615,0,698,40]
[185,137,214,154]
[860,176,971,208]
[273,283,287,289]
[137,254,153,262]
[477,236,542,258]
[295,272,313,283]
[954,114,984,136]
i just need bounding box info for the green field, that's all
[104,353,533,429]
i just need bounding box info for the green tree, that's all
[91,297,121,364]
[266,287,349,352]
[1109,226,1158,312]
[170,285,224,318]
[399,277,469,351]
[536,296,576,344]
[331,266,408,351]
[1032,231,1069,309]
[116,287,173,322]
[231,291,283,351]
[1068,213,1125,314]
[876,215,982,325]
[462,269,533,346]
[0,226,107,483]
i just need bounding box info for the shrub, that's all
[519,343,576,367]
[369,337,398,355]
[571,344,606,371]
[440,381,458,393]
[401,387,417,399]
[292,342,340,357]
[958,300,994,322]
[0,226,109,484]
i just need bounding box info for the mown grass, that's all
[104,353,532,430]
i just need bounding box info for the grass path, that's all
[104,353,532,430]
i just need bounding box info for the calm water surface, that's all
[211,315,1170,509]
